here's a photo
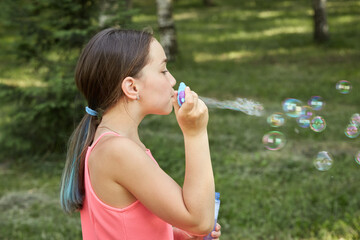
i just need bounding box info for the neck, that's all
[98,100,145,147]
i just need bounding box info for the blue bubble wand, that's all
[177,82,186,107]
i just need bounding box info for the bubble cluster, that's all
[355,151,360,165]
[314,151,333,171]
[265,96,328,150]
[262,131,286,151]
[336,80,352,94]
[260,80,357,171]
[267,113,285,127]
[308,96,325,111]
[282,98,304,118]
[310,116,326,132]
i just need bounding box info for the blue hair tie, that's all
[85,106,98,116]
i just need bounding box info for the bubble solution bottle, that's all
[203,192,220,240]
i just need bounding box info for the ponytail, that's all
[60,114,98,214]
[60,28,153,213]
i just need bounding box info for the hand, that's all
[172,87,209,137]
[208,223,221,239]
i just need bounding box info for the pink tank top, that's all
[80,132,174,240]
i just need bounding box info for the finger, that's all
[197,98,208,112]
[215,223,221,231]
[191,90,199,110]
[180,86,194,112]
[172,91,180,113]
[211,230,221,238]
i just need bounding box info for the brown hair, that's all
[60,28,153,213]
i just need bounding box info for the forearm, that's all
[182,131,215,225]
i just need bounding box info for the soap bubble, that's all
[350,113,360,126]
[297,116,311,128]
[314,151,333,171]
[301,106,314,118]
[262,131,286,150]
[355,151,360,165]
[344,124,360,138]
[308,96,325,111]
[267,113,285,127]
[336,80,352,94]
[310,116,326,132]
[282,98,303,118]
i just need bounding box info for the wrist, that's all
[183,129,208,139]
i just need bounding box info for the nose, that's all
[169,72,176,87]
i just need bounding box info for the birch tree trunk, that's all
[313,0,329,42]
[156,0,178,61]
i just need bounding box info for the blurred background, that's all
[0,0,359,239]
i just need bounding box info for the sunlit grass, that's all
[194,50,255,62]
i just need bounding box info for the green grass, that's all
[1,0,360,239]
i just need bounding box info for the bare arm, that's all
[174,87,215,233]
[101,87,214,235]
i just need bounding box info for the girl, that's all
[60,28,221,240]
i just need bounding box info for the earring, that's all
[136,95,140,100]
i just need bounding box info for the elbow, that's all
[189,219,214,236]
[201,220,215,236]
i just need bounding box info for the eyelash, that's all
[161,70,168,74]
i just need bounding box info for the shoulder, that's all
[89,134,156,181]
[92,134,146,162]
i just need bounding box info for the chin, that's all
[149,102,173,115]
[156,106,173,115]
[160,108,173,115]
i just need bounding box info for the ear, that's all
[122,77,139,100]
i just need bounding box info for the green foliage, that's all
[2,0,97,62]
[0,0,138,156]
[0,78,84,156]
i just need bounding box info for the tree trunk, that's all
[156,0,178,61]
[203,0,215,7]
[313,0,329,42]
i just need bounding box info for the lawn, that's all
[1,0,360,239]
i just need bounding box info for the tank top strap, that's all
[89,131,121,150]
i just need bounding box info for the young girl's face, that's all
[137,39,176,115]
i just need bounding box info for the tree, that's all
[312,0,329,42]
[156,0,178,61]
